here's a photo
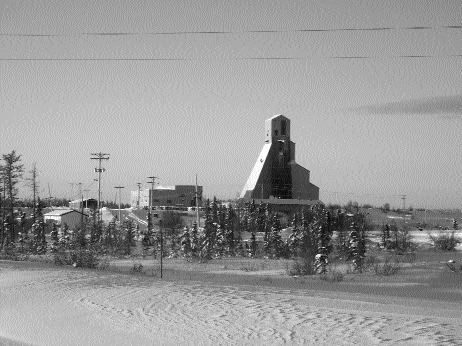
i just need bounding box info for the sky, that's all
[1,0,461,209]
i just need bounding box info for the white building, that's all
[43,209,88,230]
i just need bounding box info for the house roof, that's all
[44,209,88,217]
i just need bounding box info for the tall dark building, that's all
[240,115,319,200]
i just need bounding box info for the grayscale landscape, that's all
[1,1,461,345]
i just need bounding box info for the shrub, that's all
[97,257,110,271]
[374,256,400,276]
[130,262,144,274]
[363,255,377,271]
[54,249,100,269]
[288,257,316,276]
[320,269,344,282]
[397,252,416,263]
[446,260,462,272]
[429,231,461,251]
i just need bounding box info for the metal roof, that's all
[240,142,272,198]
[267,114,287,121]
[43,209,88,217]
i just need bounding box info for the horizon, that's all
[2,1,461,209]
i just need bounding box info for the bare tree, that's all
[26,163,39,222]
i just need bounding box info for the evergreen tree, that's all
[256,201,266,233]
[211,197,219,224]
[347,215,367,272]
[50,223,59,253]
[249,231,257,257]
[30,199,47,254]
[74,224,87,249]
[240,203,249,234]
[218,204,226,229]
[88,209,102,247]
[263,203,272,242]
[265,214,284,258]
[190,221,199,257]
[1,150,24,245]
[333,209,349,259]
[224,205,236,254]
[123,219,135,255]
[180,226,192,258]
[381,224,391,249]
[215,224,227,257]
[248,200,257,234]
[169,231,178,257]
[58,223,70,250]
[203,199,216,258]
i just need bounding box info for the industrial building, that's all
[43,209,88,230]
[69,198,98,210]
[240,114,319,202]
[130,185,203,209]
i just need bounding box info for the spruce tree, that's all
[263,203,272,242]
[190,221,199,257]
[203,199,215,258]
[381,224,391,249]
[123,219,135,255]
[2,150,24,244]
[50,223,59,253]
[180,226,191,258]
[215,224,227,257]
[31,199,47,254]
[249,231,257,257]
[256,201,266,233]
[334,209,349,260]
[348,215,367,272]
[59,223,70,250]
[224,205,236,254]
[266,214,284,258]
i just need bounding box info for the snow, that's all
[1,261,462,345]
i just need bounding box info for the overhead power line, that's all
[0,25,461,37]
[0,55,461,62]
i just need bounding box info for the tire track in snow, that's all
[2,263,462,345]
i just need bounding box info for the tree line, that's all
[0,150,371,274]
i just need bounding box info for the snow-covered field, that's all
[1,260,462,345]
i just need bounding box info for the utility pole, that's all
[90,153,110,219]
[78,182,83,225]
[159,219,163,279]
[195,174,200,228]
[146,176,158,236]
[136,182,142,209]
[114,186,125,223]
[147,176,158,209]
[47,183,54,211]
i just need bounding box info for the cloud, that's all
[350,94,462,116]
